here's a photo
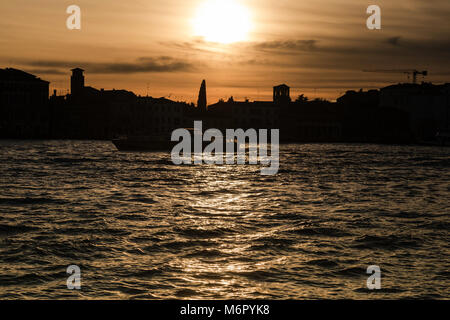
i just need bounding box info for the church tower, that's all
[273,84,291,104]
[197,79,207,111]
[71,68,85,96]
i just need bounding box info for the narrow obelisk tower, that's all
[197,80,207,112]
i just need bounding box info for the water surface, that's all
[0,140,449,299]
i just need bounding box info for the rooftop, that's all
[381,82,450,94]
[0,68,49,83]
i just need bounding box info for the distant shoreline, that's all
[0,139,447,148]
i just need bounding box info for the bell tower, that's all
[273,84,291,104]
[71,68,85,96]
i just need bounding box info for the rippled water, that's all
[0,140,449,299]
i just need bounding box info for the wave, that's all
[173,226,236,238]
[305,258,339,268]
[287,226,351,237]
[0,224,38,235]
[161,240,217,250]
[183,249,230,258]
[230,269,279,281]
[335,266,365,277]
[352,234,421,250]
[0,197,67,206]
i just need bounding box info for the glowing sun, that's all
[193,0,252,44]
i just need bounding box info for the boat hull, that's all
[112,139,174,152]
[112,135,255,153]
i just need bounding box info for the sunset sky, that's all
[1,0,449,102]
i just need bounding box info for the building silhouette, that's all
[206,84,341,142]
[48,68,190,139]
[380,83,450,142]
[0,68,49,138]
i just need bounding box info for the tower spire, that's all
[197,79,207,111]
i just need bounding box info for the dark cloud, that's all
[162,39,319,54]
[24,68,66,75]
[249,37,450,59]
[386,36,402,46]
[20,57,195,74]
[252,40,318,52]
[161,39,213,53]
[156,36,450,83]
[246,37,450,69]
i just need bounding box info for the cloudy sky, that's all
[1,0,449,102]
